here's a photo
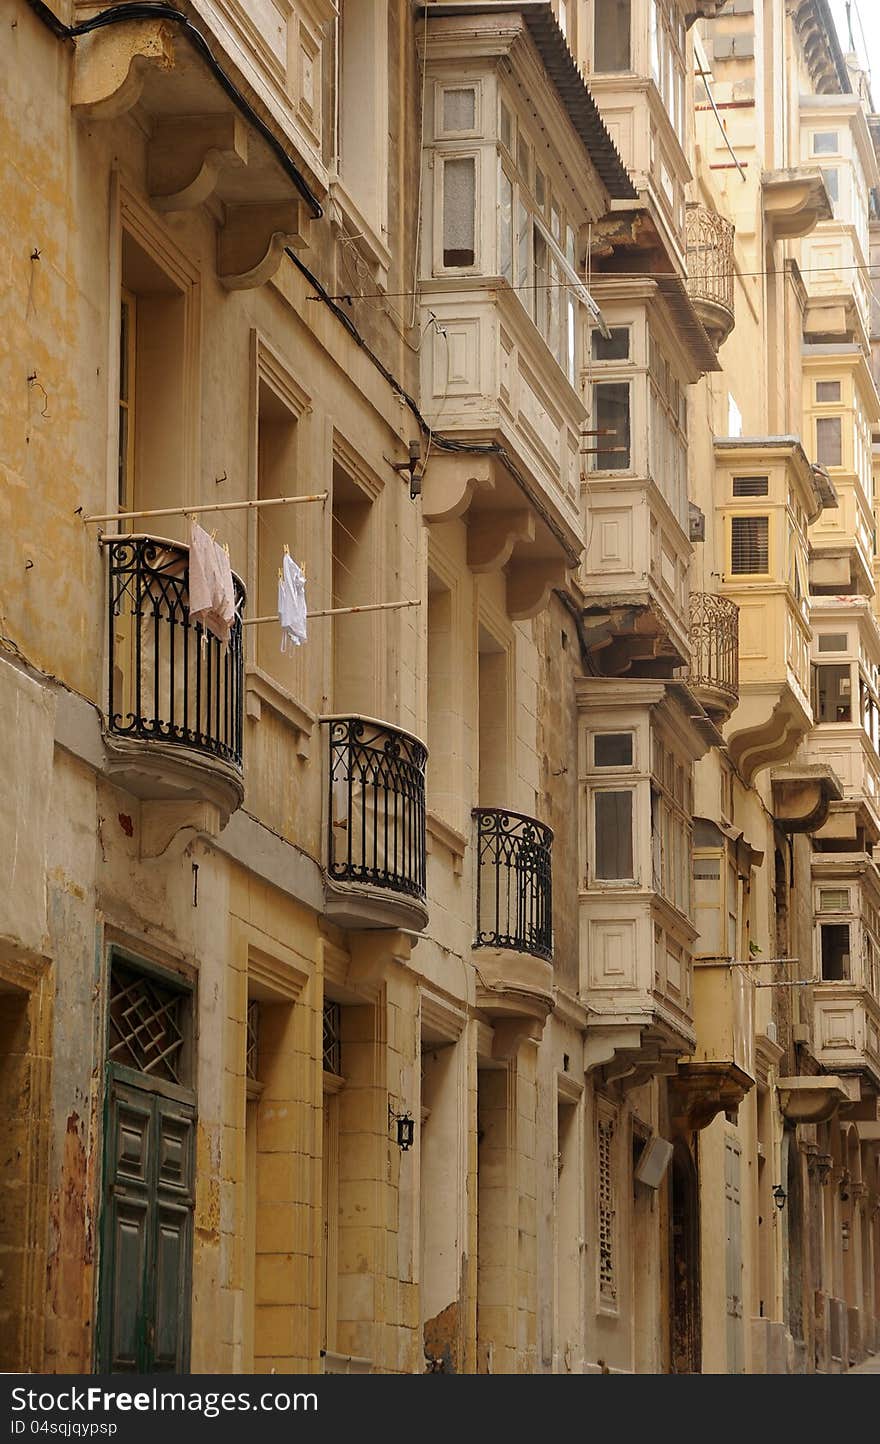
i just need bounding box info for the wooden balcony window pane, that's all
[730,515,768,573]
[820,922,850,981]
[592,326,629,362]
[816,380,841,402]
[814,663,851,723]
[594,732,633,768]
[594,791,633,880]
[499,167,513,283]
[594,0,630,72]
[443,88,475,133]
[592,381,630,469]
[443,157,475,267]
[816,416,842,467]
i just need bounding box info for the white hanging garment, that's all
[188,519,236,646]
[278,553,307,651]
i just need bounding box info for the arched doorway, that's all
[670,1141,701,1373]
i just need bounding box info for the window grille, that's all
[730,515,769,574]
[597,1110,617,1304]
[732,476,768,497]
[323,1002,342,1076]
[246,1000,260,1082]
[108,961,186,1084]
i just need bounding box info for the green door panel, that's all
[99,1073,195,1372]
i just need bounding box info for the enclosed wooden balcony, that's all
[472,807,554,1023]
[669,960,755,1134]
[686,591,739,723]
[685,204,735,350]
[322,716,428,933]
[810,855,880,1094]
[103,534,245,827]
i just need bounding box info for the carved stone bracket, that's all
[218,202,310,290]
[467,510,535,572]
[139,798,221,860]
[668,1061,754,1135]
[72,19,175,120]
[420,453,496,523]
[149,114,248,212]
[507,558,568,620]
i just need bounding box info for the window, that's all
[597,1104,617,1307]
[500,100,513,155]
[813,663,852,723]
[495,116,584,383]
[818,888,849,912]
[118,290,136,509]
[594,791,634,880]
[592,327,630,362]
[592,382,631,469]
[816,415,842,467]
[732,476,769,497]
[817,633,848,652]
[332,0,388,232]
[323,1001,342,1076]
[594,0,630,73]
[442,156,476,267]
[730,516,769,574]
[812,131,839,155]
[442,87,476,135]
[649,0,686,146]
[820,167,839,206]
[594,732,633,768]
[108,960,190,1084]
[820,922,850,980]
[816,380,841,403]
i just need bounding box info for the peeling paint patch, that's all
[424,1300,460,1373]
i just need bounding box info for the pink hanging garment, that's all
[188,519,235,646]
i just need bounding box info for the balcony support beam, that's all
[148,114,249,213]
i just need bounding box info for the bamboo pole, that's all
[242,598,421,626]
[82,492,328,524]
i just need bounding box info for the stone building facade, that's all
[1,0,878,1375]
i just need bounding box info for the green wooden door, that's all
[99,1074,195,1372]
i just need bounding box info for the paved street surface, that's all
[847,1356,880,1373]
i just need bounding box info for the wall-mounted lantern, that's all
[389,1103,415,1151]
[772,1184,787,1211]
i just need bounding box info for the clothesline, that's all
[243,598,421,626]
[81,493,328,524]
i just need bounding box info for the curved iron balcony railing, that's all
[473,808,553,961]
[325,716,427,902]
[685,203,736,347]
[688,591,739,717]
[106,535,244,768]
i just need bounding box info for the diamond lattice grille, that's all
[109,963,186,1084]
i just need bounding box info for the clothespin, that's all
[283,543,290,556]
[210,529,217,542]
[278,567,283,581]
[223,541,230,556]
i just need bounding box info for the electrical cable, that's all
[25,0,323,218]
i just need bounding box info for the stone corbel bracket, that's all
[149,114,248,213]
[420,452,497,524]
[217,201,311,290]
[139,798,221,860]
[72,19,176,121]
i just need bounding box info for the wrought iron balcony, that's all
[687,591,740,723]
[104,535,245,819]
[474,808,553,962]
[685,204,736,349]
[323,716,428,931]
